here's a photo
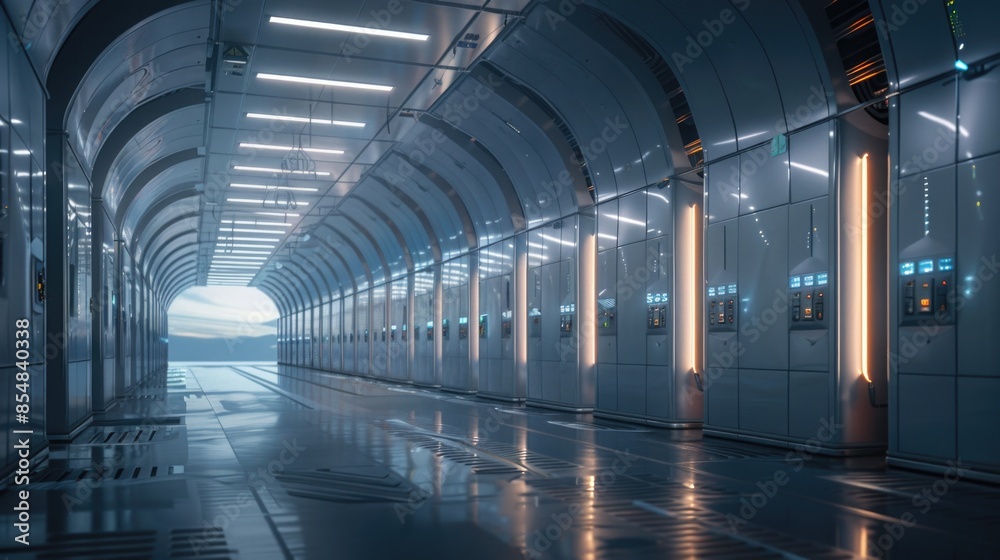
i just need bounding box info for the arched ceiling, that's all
[26,0,947,310]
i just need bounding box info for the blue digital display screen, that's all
[817,273,829,286]
[900,262,916,276]
[716,285,726,295]
[919,260,934,274]
[646,293,669,304]
[938,257,954,271]
[459,317,468,325]
[789,276,802,289]
[708,287,717,297]
[728,284,738,295]
[804,275,815,287]
[560,304,575,314]
[426,321,434,329]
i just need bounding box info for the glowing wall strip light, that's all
[689,204,699,375]
[860,153,870,383]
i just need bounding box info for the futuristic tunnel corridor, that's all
[2,0,1000,558]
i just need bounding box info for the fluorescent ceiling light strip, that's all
[257,72,393,92]
[233,165,330,176]
[240,142,345,155]
[221,227,289,234]
[269,16,429,41]
[256,212,301,218]
[227,198,310,206]
[230,183,319,193]
[246,112,365,128]
[220,244,277,249]
[211,265,262,270]
[213,258,268,264]
[215,250,273,255]
[218,236,282,242]
[221,220,291,227]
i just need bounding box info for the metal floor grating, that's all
[0,528,235,560]
[824,472,1000,532]
[276,465,422,503]
[527,475,855,559]
[83,425,176,445]
[548,420,650,432]
[665,440,789,461]
[386,430,525,475]
[31,464,184,489]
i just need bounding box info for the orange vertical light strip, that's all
[861,153,871,383]
[690,204,699,374]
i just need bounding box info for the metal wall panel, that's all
[898,80,957,178]
[441,257,472,391]
[330,299,342,372]
[412,269,437,386]
[388,280,408,381]
[371,286,387,377]
[356,290,371,375]
[738,207,789,371]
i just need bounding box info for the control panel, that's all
[501,311,512,339]
[442,318,451,340]
[479,314,488,338]
[900,257,954,325]
[597,299,616,335]
[560,304,575,337]
[707,284,738,331]
[381,327,387,342]
[458,317,469,340]
[402,324,407,342]
[789,272,828,328]
[364,329,369,343]
[391,325,397,341]
[426,321,433,341]
[646,292,668,333]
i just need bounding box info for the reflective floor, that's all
[3,364,999,559]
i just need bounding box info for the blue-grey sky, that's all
[168,286,279,339]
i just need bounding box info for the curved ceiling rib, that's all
[415,113,526,233]
[45,0,203,120]
[364,177,441,264]
[341,198,414,276]
[90,88,205,189]
[114,150,201,227]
